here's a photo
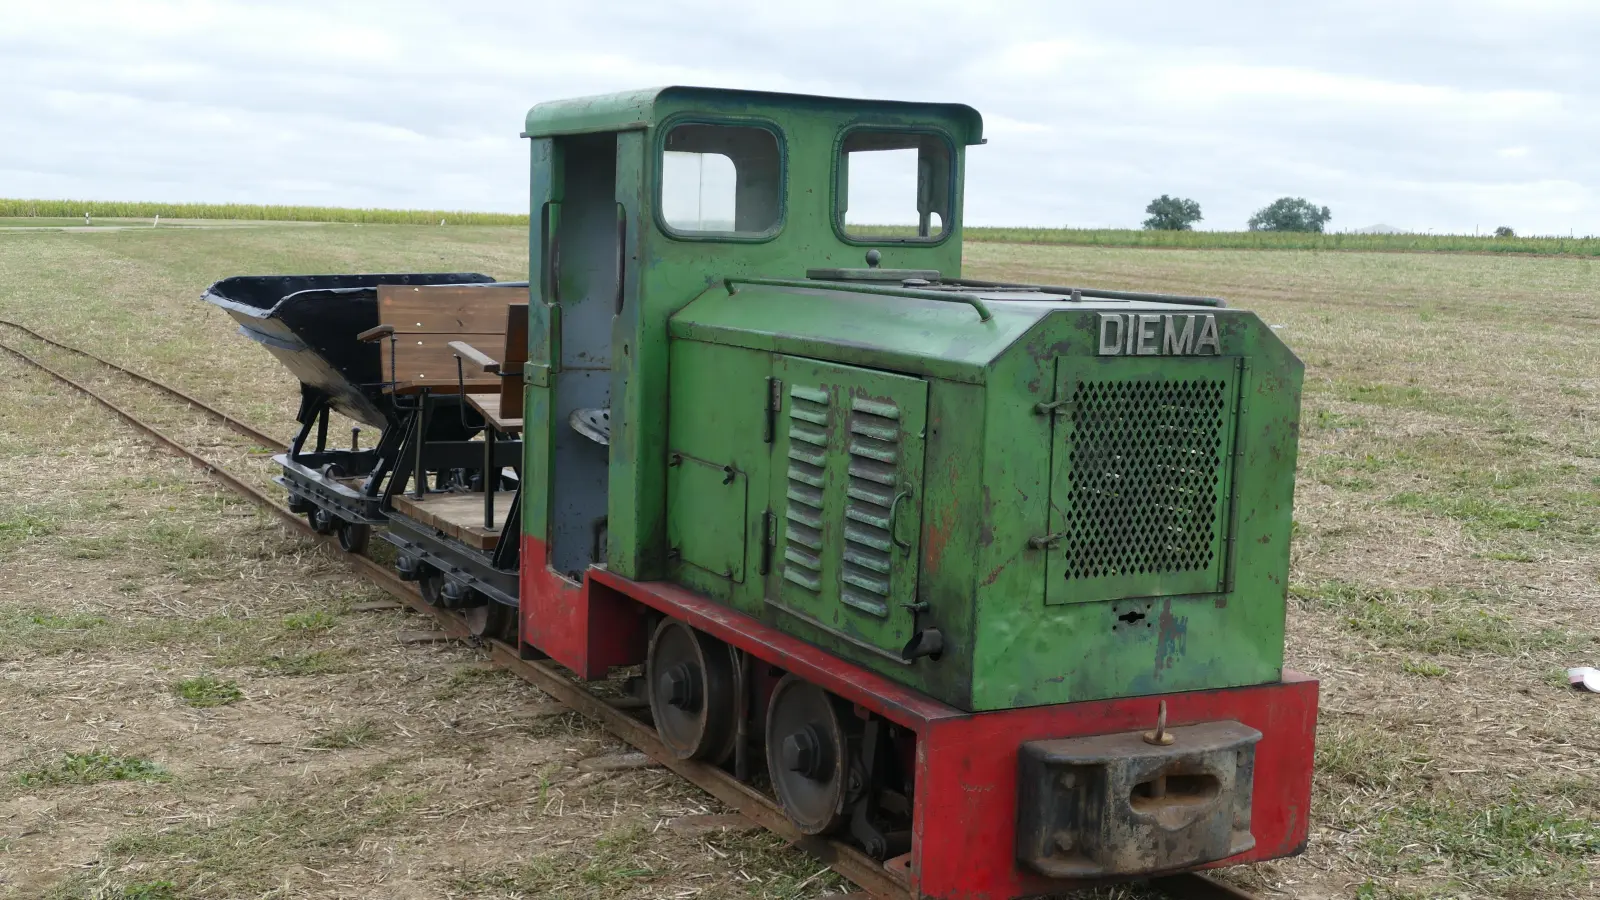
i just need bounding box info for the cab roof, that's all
[523,85,984,144]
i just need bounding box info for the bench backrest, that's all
[374,284,530,393]
[500,303,529,415]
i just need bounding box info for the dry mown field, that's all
[0,225,1596,900]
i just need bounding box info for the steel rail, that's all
[0,317,286,450]
[0,333,1274,900]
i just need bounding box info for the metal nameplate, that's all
[1098,313,1220,356]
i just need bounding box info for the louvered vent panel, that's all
[1062,378,1229,581]
[840,397,900,617]
[782,384,829,592]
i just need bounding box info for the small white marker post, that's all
[84,212,90,225]
[440,218,445,226]
[153,215,159,227]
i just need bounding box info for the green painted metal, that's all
[765,355,927,660]
[669,282,1041,384]
[521,85,1302,712]
[524,86,983,144]
[667,452,749,583]
[724,277,994,321]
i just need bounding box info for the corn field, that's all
[0,199,527,226]
[5,199,1596,256]
[963,226,1600,256]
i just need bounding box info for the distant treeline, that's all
[0,199,528,226]
[963,226,1600,256]
[6,200,1599,256]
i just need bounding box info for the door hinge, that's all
[764,377,783,443]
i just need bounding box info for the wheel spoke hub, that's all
[646,619,736,763]
[765,674,851,835]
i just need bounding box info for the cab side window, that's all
[837,130,953,241]
[661,123,783,237]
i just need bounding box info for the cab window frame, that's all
[653,114,787,244]
[830,124,958,246]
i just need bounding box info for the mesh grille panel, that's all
[1063,378,1228,581]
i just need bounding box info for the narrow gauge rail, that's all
[0,316,283,450]
[0,324,1274,900]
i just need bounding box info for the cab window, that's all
[660,123,783,237]
[837,130,952,241]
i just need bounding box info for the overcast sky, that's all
[3,0,1596,233]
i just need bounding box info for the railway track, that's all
[0,320,1270,900]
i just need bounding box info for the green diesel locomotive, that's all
[209,85,1315,899]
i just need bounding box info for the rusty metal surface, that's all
[1016,721,1260,878]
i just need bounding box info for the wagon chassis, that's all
[0,319,1271,900]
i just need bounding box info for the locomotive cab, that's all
[517,87,983,664]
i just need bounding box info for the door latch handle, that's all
[1028,532,1065,550]
[1034,399,1072,416]
[888,489,913,551]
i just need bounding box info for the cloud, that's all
[1,0,1596,233]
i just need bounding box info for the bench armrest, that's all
[357,324,395,342]
[448,340,501,374]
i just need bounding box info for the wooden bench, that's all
[448,303,528,435]
[361,284,531,395]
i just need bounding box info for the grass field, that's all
[0,224,1596,899]
[963,227,1600,256]
[6,199,1600,255]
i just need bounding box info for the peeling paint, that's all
[1154,598,1188,678]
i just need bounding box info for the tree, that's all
[1494,226,1515,238]
[1143,195,1203,231]
[1247,197,1332,232]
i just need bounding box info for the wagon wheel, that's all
[462,600,512,640]
[646,619,738,764]
[417,570,446,607]
[307,507,338,535]
[766,674,851,835]
[336,522,371,555]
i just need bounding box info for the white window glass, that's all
[661,124,782,236]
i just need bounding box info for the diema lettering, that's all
[1097,313,1221,356]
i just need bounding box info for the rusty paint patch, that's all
[924,498,956,572]
[1154,598,1187,678]
[980,559,1009,588]
[976,485,996,547]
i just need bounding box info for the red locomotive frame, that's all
[520,535,1316,900]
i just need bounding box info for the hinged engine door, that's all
[1044,355,1241,605]
[766,356,927,659]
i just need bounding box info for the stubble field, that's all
[0,223,1596,900]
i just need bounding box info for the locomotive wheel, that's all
[336,522,371,555]
[646,619,738,764]
[765,674,850,835]
[463,600,512,639]
[417,570,446,607]
[307,507,337,535]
